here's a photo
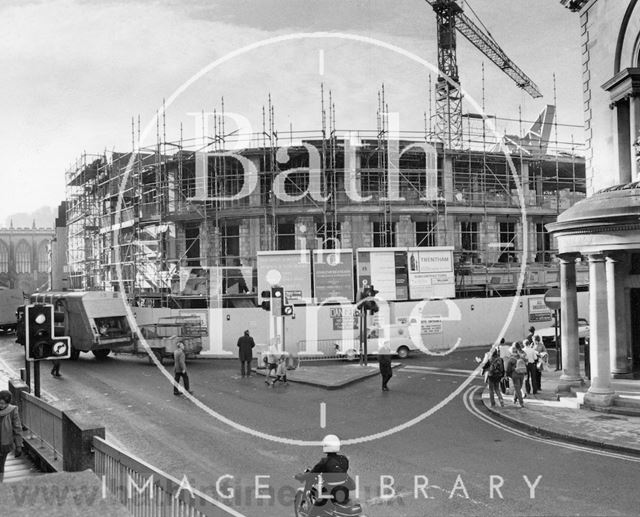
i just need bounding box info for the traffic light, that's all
[358,285,379,315]
[271,286,284,317]
[25,304,71,361]
[260,290,271,311]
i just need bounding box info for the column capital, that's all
[557,252,581,263]
[586,252,606,263]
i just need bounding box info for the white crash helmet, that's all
[322,434,341,453]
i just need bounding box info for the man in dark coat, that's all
[237,330,256,377]
[378,342,393,391]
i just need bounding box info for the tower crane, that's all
[425,0,543,149]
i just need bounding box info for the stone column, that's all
[584,253,616,407]
[606,252,632,377]
[557,253,583,391]
[630,95,640,181]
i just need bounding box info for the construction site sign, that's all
[257,251,312,302]
[407,247,455,300]
[356,248,409,301]
[313,249,354,303]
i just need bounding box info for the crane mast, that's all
[425,0,543,149]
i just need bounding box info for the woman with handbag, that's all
[0,390,23,482]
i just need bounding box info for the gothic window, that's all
[0,241,8,272]
[15,241,31,273]
[37,242,49,272]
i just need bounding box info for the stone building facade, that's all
[550,0,640,407]
[0,223,54,294]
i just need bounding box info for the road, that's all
[0,334,638,517]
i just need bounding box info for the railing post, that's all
[62,409,105,471]
[8,378,29,425]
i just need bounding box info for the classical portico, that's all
[547,186,640,407]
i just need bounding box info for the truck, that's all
[29,291,134,360]
[137,315,205,365]
[29,291,205,363]
[0,288,24,333]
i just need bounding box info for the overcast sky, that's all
[0,0,583,226]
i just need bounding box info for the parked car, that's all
[536,317,589,347]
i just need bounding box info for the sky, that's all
[0,0,583,227]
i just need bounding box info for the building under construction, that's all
[61,98,587,306]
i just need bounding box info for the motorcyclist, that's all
[309,434,352,506]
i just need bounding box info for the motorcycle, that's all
[293,470,366,517]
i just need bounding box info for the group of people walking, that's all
[483,326,548,409]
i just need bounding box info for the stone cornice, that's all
[602,68,640,105]
[547,220,640,236]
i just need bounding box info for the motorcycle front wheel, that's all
[294,489,307,517]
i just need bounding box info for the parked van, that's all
[365,324,419,358]
[334,324,419,359]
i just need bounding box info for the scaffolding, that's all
[63,93,587,303]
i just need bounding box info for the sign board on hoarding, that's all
[407,247,455,299]
[528,296,553,323]
[257,251,312,302]
[329,306,359,331]
[356,248,408,301]
[313,249,354,303]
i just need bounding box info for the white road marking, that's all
[463,386,640,463]
[404,365,475,374]
[401,366,479,379]
[320,402,326,428]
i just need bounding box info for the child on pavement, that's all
[270,353,289,387]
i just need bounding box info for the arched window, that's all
[0,241,8,273]
[37,242,49,272]
[15,241,31,273]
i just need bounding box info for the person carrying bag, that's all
[0,390,24,483]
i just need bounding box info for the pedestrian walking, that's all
[264,346,278,386]
[483,349,505,407]
[378,342,393,391]
[506,342,526,408]
[237,330,255,377]
[173,342,192,396]
[50,359,61,377]
[0,390,23,483]
[532,334,547,391]
[523,340,538,395]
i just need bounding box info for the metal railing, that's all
[296,338,360,363]
[93,436,243,517]
[21,390,64,462]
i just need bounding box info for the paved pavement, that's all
[253,361,401,389]
[479,367,640,456]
